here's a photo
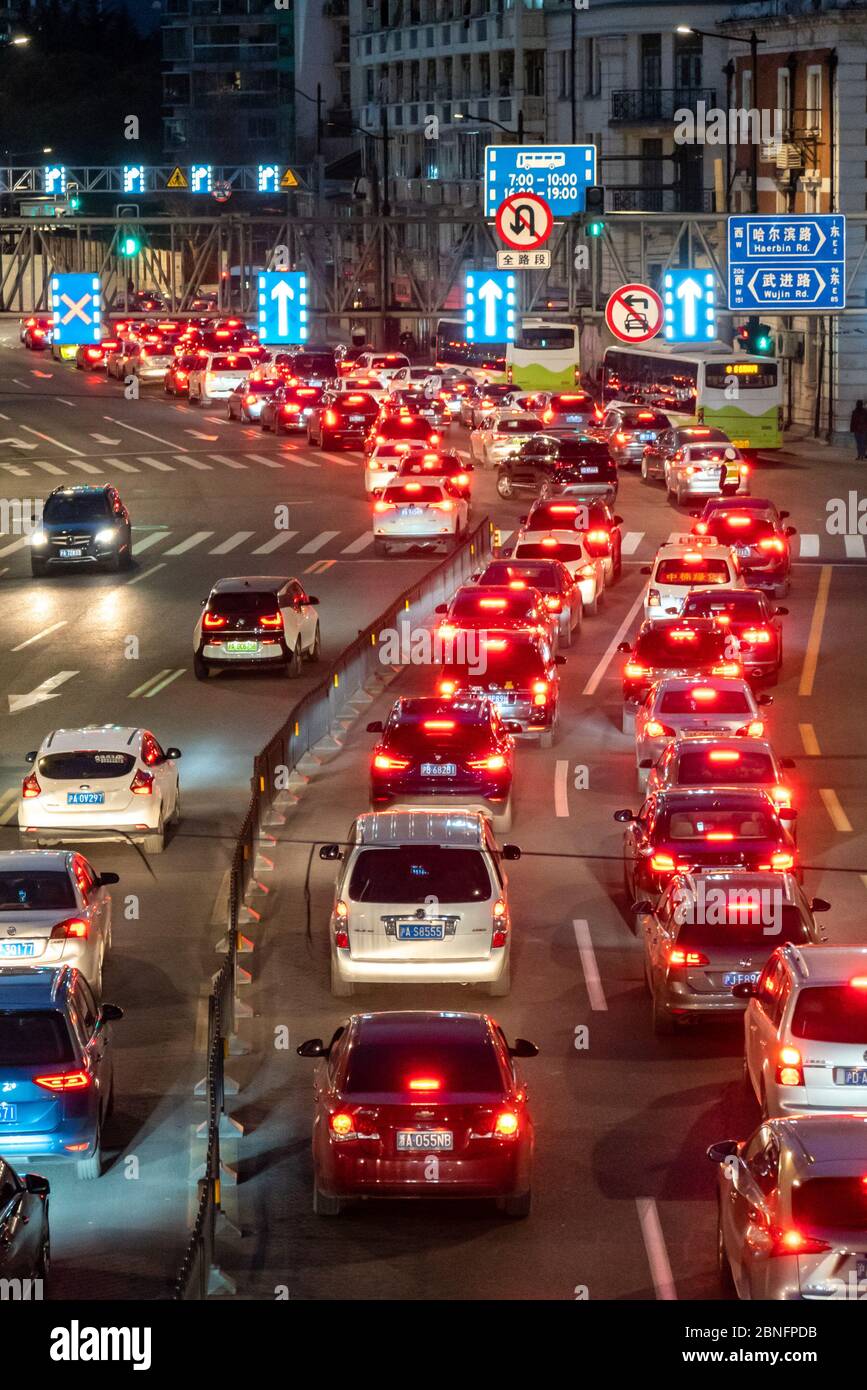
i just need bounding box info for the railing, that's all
[609,186,716,214]
[609,88,717,123]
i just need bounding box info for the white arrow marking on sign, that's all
[747,269,826,304]
[0,437,37,450]
[270,280,295,338]
[675,277,704,338]
[9,671,77,714]
[478,279,504,338]
[58,293,91,326]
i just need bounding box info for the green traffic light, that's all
[120,236,140,256]
[587,220,604,238]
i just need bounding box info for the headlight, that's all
[29,531,47,546]
[95,527,117,543]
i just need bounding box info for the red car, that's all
[297,1010,537,1216]
[364,412,440,460]
[21,315,52,350]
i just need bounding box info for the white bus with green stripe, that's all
[435,318,580,391]
[601,345,782,454]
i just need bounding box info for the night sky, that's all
[122,0,163,33]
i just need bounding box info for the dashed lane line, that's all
[572,919,607,1011]
[636,1199,677,1301]
[819,789,853,834]
[554,760,569,818]
[798,565,832,697]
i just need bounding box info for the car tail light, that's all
[245,394,257,405]
[850,977,867,990]
[203,611,227,629]
[438,679,457,696]
[375,433,385,445]
[705,831,734,842]
[586,529,611,546]
[374,499,394,512]
[22,772,41,798]
[429,432,440,445]
[492,899,508,948]
[283,403,301,414]
[736,720,765,738]
[485,638,508,651]
[542,408,553,423]
[373,753,410,771]
[468,754,507,771]
[494,1110,519,1137]
[408,1077,441,1092]
[683,551,704,563]
[770,851,794,871]
[50,917,89,940]
[433,499,454,512]
[712,662,742,678]
[775,1046,804,1087]
[540,537,558,549]
[650,853,677,873]
[532,679,549,706]
[709,750,740,764]
[549,504,578,515]
[647,588,661,607]
[543,595,561,611]
[739,464,750,476]
[614,432,627,444]
[758,538,785,554]
[742,629,773,646]
[423,719,455,731]
[623,662,646,679]
[770,785,792,808]
[578,563,596,579]
[131,769,153,795]
[34,1070,90,1091]
[685,465,698,477]
[258,613,283,628]
[437,624,457,639]
[176,370,187,382]
[668,947,710,968]
[455,473,469,487]
[644,721,674,739]
[770,1227,830,1257]
[329,1111,355,1138]
[86,347,101,359]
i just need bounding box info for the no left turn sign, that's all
[495,192,554,251]
[604,283,663,343]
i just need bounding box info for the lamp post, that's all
[676,25,765,214]
[454,109,524,144]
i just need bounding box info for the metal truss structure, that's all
[0,166,310,195]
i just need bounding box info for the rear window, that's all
[655,560,732,585]
[210,590,279,614]
[382,419,434,439]
[0,871,76,911]
[635,628,725,666]
[449,591,535,623]
[682,592,766,620]
[291,353,335,377]
[443,640,549,683]
[243,378,279,395]
[347,847,492,904]
[384,485,445,503]
[0,1010,74,1066]
[619,409,670,429]
[790,986,867,1044]
[791,1178,867,1234]
[400,456,465,477]
[496,418,544,434]
[549,394,594,412]
[336,394,377,412]
[677,905,811,951]
[705,517,774,543]
[515,540,584,562]
[283,387,323,405]
[662,806,776,840]
[658,689,751,715]
[43,493,110,522]
[344,1036,504,1097]
[685,445,739,462]
[210,356,253,372]
[479,561,563,592]
[38,751,137,780]
[550,440,611,464]
[676,748,775,785]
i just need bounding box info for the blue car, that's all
[0,966,123,1181]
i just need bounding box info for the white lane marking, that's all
[90,433,122,445]
[341,532,374,554]
[11,378,32,389]
[799,534,819,558]
[30,460,65,475]
[322,452,356,468]
[636,1198,677,1300]
[57,398,76,408]
[572,919,607,1011]
[20,425,85,454]
[554,760,569,817]
[163,531,214,556]
[68,461,102,475]
[844,535,866,559]
[11,620,67,652]
[138,455,175,472]
[0,462,29,477]
[210,531,255,555]
[621,531,645,555]
[143,668,185,698]
[251,531,297,555]
[130,531,168,554]
[129,669,172,698]
[101,456,139,473]
[9,670,77,713]
[243,453,284,470]
[298,530,339,554]
[127,563,166,586]
[0,535,31,558]
[185,430,219,441]
[207,454,247,470]
[819,788,853,833]
[582,588,647,697]
[103,416,187,451]
[174,454,212,470]
[0,788,18,825]
[290,455,319,468]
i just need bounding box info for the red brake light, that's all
[668,947,710,967]
[258,613,283,628]
[373,753,410,771]
[374,499,394,512]
[615,432,627,444]
[549,504,578,515]
[638,411,654,420]
[203,611,227,629]
[709,750,740,763]
[404,482,422,492]
[775,1046,804,1087]
[644,720,674,739]
[50,917,89,940]
[540,537,558,549]
[494,1110,520,1137]
[623,662,646,679]
[667,628,697,642]
[771,1228,829,1256]
[850,977,867,990]
[736,720,765,738]
[130,769,153,795]
[330,1112,354,1136]
[543,595,561,611]
[690,687,717,701]
[705,831,734,842]
[422,719,455,731]
[478,598,507,610]
[742,628,772,644]
[468,753,507,770]
[22,772,41,798]
[586,529,610,545]
[438,679,457,696]
[34,1070,91,1091]
[408,1077,441,1092]
[712,662,742,678]
[758,538,785,554]
[770,851,794,871]
[650,853,677,873]
[485,639,508,651]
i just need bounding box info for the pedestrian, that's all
[850,399,867,459]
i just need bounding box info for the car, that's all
[337,373,389,404]
[637,870,828,1035]
[226,374,282,422]
[438,630,565,746]
[0,850,118,995]
[469,412,546,469]
[692,504,796,598]
[434,582,557,648]
[0,1156,50,1281]
[123,337,176,384]
[736,945,867,1118]
[460,383,518,430]
[471,558,583,647]
[187,352,255,404]
[297,1010,537,1215]
[163,352,202,397]
[365,697,519,830]
[318,810,521,996]
[517,498,623,587]
[19,726,182,856]
[50,339,79,363]
[308,390,381,449]
[641,425,733,484]
[363,413,441,460]
[618,618,741,730]
[386,365,443,394]
[363,440,430,495]
[0,965,123,1179]
[384,388,446,427]
[29,485,132,576]
[647,736,796,815]
[664,441,750,507]
[394,449,473,500]
[194,575,321,680]
[20,315,51,350]
[372,479,468,556]
[495,435,617,502]
[634,677,773,791]
[436,375,478,419]
[353,350,410,381]
[710,1113,867,1300]
[693,495,791,530]
[680,587,787,683]
[614,788,798,901]
[539,390,601,433]
[104,337,138,379]
[640,536,744,622]
[268,346,337,386]
[260,383,324,433]
[598,403,671,467]
[74,338,120,371]
[506,529,603,615]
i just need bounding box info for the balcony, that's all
[610,89,717,124]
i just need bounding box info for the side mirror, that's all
[509,1038,539,1059]
[98,1003,124,1025]
[640,565,652,575]
[779,510,790,519]
[616,641,631,653]
[632,899,654,915]
[613,808,635,823]
[23,1173,50,1196]
[501,844,521,861]
[706,1139,739,1165]
[366,721,384,733]
[638,758,654,770]
[554,654,566,666]
[774,607,789,617]
[306,595,320,605]
[756,693,773,706]
[97,871,120,887]
[25,751,37,764]
[319,844,343,861]
[296,1038,325,1058]
[778,807,797,821]
[810,897,831,913]
[731,981,757,1000]
[785,526,796,537]
[780,757,795,769]
[434,603,448,614]
[165,747,182,759]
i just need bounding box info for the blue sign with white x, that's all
[257,272,308,344]
[464,271,516,344]
[50,274,102,345]
[727,214,846,311]
[663,269,716,343]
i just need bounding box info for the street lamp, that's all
[324,114,391,216]
[454,109,524,145]
[675,25,766,214]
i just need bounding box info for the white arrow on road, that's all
[675,276,704,338]
[270,279,295,338]
[90,433,122,446]
[185,430,219,441]
[0,437,37,450]
[9,671,78,714]
[477,278,504,338]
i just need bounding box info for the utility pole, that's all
[750,31,759,214]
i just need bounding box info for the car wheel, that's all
[76,1135,103,1181]
[487,960,511,996]
[120,540,133,570]
[30,559,46,578]
[501,1189,531,1219]
[621,705,635,737]
[717,1207,737,1296]
[373,539,388,557]
[313,1181,343,1217]
[306,623,321,662]
[274,416,283,436]
[143,816,165,855]
[330,958,354,997]
[584,589,599,617]
[193,653,210,681]
[652,991,675,1036]
[287,641,303,678]
[320,433,331,449]
[105,549,122,573]
[641,458,651,483]
[674,486,685,507]
[496,472,514,499]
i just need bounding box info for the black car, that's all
[616,618,739,727]
[496,435,616,501]
[438,631,565,748]
[307,391,380,448]
[0,1156,50,1283]
[278,346,337,386]
[31,486,132,577]
[260,383,324,433]
[692,504,796,598]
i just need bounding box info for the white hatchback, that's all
[0,849,117,995]
[187,352,255,404]
[373,479,468,555]
[510,531,603,615]
[19,726,182,855]
[642,537,744,622]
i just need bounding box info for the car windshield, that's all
[676,749,775,784]
[790,986,867,1044]
[0,871,76,911]
[43,494,110,522]
[661,805,776,840]
[515,541,584,562]
[211,356,253,371]
[676,905,810,950]
[0,1010,74,1065]
[792,1178,867,1235]
[635,629,726,665]
[38,751,137,780]
[655,560,732,585]
[344,1037,503,1097]
[347,847,492,904]
[209,591,280,614]
[657,689,752,715]
[682,592,767,620]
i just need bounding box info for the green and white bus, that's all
[435,317,580,391]
[601,345,783,453]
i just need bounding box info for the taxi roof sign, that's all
[167,166,188,190]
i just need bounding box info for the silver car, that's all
[599,403,671,468]
[469,411,546,468]
[664,442,750,506]
[0,849,117,995]
[635,677,772,790]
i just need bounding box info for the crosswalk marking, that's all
[131,532,168,553]
[0,535,30,558]
[0,788,17,826]
[251,531,298,555]
[138,456,175,472]
[209,531,255,555]
[799,534,819,557]
[174,454,212,470]
[322,452,356,468]
[621,531,645,555]
[844,535,866,559]
[207,454,247,470]
[102,456,140,473]
[68,461,102,475]
[341,532,374,554]
[298,530,339,554]
[31,460,65,475]
[163,531,214,555]
[287,453,319,468]
[243,453,284,470]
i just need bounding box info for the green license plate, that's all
[226,640,258,654]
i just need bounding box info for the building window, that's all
[442,24,450,42]
[742,67,752,111]
[777,66,791,132]
[806,65,822,134]
[584,38,600,98]
[525,50,544,98]
[641,33,661,92]
[366,70,374,101]
[674,28,702,93]
[557,50,572,100]
[365,36,372,54]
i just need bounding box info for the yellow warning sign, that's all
[167,166,188,190]
[280,167,299,189]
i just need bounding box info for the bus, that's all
[601,345,782,454]
[435,317,580,391]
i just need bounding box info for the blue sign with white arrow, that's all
[663,269,716,344]
[465,271,516,345]
[257,271,308,344]
[49,274,102,345]
[484,145,596,219]
[727,214,846,311]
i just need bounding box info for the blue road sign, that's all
[50,274,102,345]
[728,214,845,311]
[484,145,596,219]
[43,165,66,195]
[465,270,516,344]
[663,269,716,344]
[190,164,212,193]
[257,271,308,344]
[258,164,279,192]
[123,165,144,194]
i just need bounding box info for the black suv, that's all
[31,485,132,577]
[496,435,617,501]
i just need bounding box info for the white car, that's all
[386,365,442,394]
[373,478,469,556]
[363,440,430,496]
[664,441,750,506]
[336,373,389,403]
[634,678,773,791]
[641,536,744,621]
[509,530,603,615]
[353,350,410,381]
[647,735,796,813]
[0,849,117,995]
[125,340,175,384]
[469,411,546,468]
[319,809,520,996]
[187,352,255,404]
[19,726,182,855]
[194,575,321,679]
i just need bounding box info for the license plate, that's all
[736,546,752,557]
[639,432,655,442]
[396,1130,453,1151]
[420,763,456,777]
[835,1068,867,1086]
[0,1102,17,1124]
[226,640,259,654]
[397,922,444,940]
[488,692,512,704]
[723,971,760,987]
[399,506,423,516]
[59,548,82,558]
[0,941,35,958]
[349,414,365,423]
[565,414,586,424]
[731,438,749,448]
[580,466,600,477]
[67,791,104,805]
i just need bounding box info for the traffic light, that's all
[586,218,605,238]
[119,231,141,257]
[584,184,604,237]
[742,316,774,356]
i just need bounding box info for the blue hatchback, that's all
[0,966,123,1180]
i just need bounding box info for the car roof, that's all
[209,576,289,593]
[0,849,74,872]
[673,426,729,440]
[777,1114,867,1165]
[651,676,753,694]
[354,1010,494,1047]
[658,787,774,809]
[655,539,734,559]
[46,484,109,499]
[39,725,142,753]
[353,810,488,847]
[0,965,74,1009]
[671,734,775,757]
[780,943,867,984]
[392,697,489,724]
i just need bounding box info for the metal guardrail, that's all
[173,514,495,1299]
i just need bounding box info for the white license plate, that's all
[396,1130,453,1151]
[399,507,423,516]
[565,414,586,424]
[420,763,456,777]
[59,548,82,558]
[0,941,35,958]
[67,791,104,805]
[349,415,365,422]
